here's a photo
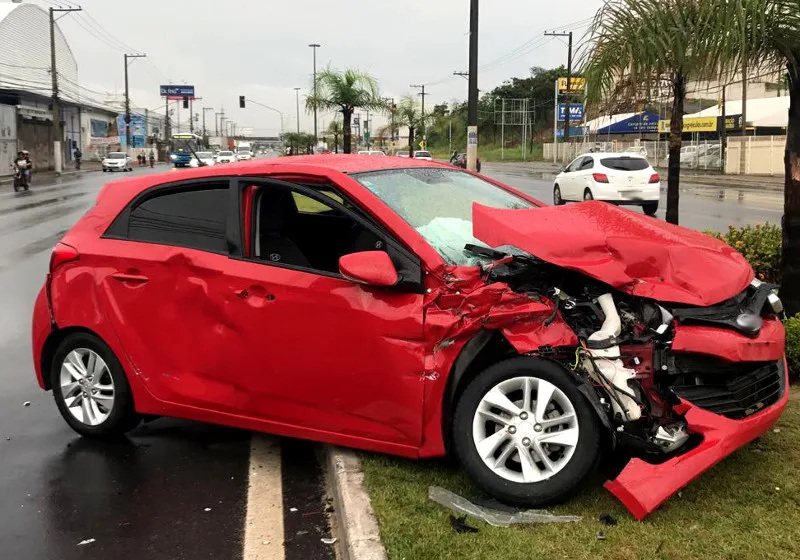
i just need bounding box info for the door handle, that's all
[110,272,149,285]
[235,288,275,301]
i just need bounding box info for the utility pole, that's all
[215,112,222,136]
[202,108,214,137]
[466,0,479,171]
[739,58,748,175]
[410,84,429,147]
[294,87,301,133]
[309,43,321,144]
[189,98,194,133]
[721,85,727,174]
[545,30,574,145]
[50,5,82,173]
[124,53,146,152]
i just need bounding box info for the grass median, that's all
[361,391,799,560]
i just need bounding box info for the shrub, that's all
[785,314,800,379]
[708,223,782,284]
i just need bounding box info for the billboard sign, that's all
[658,114,743,134]
[555,126,585,138]
[159,85,196,100]
[117,114,147,148]
[557,77,586,93]
[558,103,584,122]
[596,112,661,135]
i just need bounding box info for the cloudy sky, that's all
[24,0,604,135]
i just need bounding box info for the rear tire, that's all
[643,202,658,216]
[50,332,141,439]
[583,189,594,201]
[452,356,601,507]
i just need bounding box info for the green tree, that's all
[327,120,343,153]
[395,95,429,157]
[306,68,385,154]
[581,0,748,225]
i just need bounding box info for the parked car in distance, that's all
[357,150,386,156]
[215,150,236,164]
[33,156,786,521]
[102,152,133,172]
[189,151,216,167]
[451,152,482,172]
[553,152,660,216]
[414,150,433,160]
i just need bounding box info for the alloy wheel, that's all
[59,348,115,426]
[471,376,579,484]
[553,186,563,205]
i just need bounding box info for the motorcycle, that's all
[12,159,30,192]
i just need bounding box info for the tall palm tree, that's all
[747,0,800,313]
[395,95,427,157]
[327,120,343,153]
[580,0,747,224]
[306,68,385,154]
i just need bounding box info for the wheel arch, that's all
[40,326,110,391]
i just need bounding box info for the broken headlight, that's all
[751,278,783,315]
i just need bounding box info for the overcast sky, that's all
[24,0,603,135]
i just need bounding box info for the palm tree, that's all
[306,68,385,154]
[327,120,343,153]
[747,0,800,313]
[395,95,428,157]
[580,0,747,224]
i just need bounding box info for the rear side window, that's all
[127,187,229,253]
[600,157,649,171]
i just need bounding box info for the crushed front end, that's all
[478,246,787,519]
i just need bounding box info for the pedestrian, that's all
[138,153,145,166]
[148,150,155,168]
[74,147,82,170]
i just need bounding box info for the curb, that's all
[325,446,387,560]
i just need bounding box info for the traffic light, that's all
[391,103,396,113]
[239,95,246,108]
[182,96,189,109]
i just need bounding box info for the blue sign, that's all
[558,103,584,122]
[596,111,661,135]
[556,126,585,138]
[117,114,147,148]
[159,85,196,99]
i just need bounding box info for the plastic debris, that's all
[23,401,31,407]
[290,507,298,512]
[5,437,10,441]
[321,537,338,545]
[77,539,96,546]
[449,514,479,534]
[262,541,269,545]
[598,513,618,526]
[596,531,606,541]
[773,428,781,433]
[429,486,581,527]
[204,508,211,512]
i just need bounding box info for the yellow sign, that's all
[558,77,586,93]
[658,116,717,133]
[419,140,425,149]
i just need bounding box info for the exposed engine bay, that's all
[467,244,786,460]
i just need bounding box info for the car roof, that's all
[576,152,648,159]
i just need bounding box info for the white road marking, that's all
[244,435,285,560]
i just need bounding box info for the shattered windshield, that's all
[353,168,535,265]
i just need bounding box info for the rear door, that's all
[599,155,652,193]
[97,179,242,412]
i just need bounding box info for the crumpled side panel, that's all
[419,265,579,457]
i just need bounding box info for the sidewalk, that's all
[489,160,786,192]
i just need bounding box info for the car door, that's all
[576,156,595,196]
[96,178,243,412]
[560,156,584,199]
[222,177,428,448]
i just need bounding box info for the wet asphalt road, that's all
[0,159,783,558]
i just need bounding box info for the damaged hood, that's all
[472,201,753,306]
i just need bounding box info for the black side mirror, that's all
[557,166,567,173]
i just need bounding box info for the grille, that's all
[669,358,783,419]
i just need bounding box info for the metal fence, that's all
[543,135,787,176]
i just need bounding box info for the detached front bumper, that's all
[606,359,789,520]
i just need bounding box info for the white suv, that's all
[553,153,660,216]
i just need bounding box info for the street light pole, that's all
[309,43,321,145]
[202,107,214,137]
[294,87,301,133]
[124,53,146,152]
[49,5,82,173]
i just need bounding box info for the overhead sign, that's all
[117,114,147,148]
[557,77,586,93]
[658,114,743,133]
[596,112,661,135]
[160,85,196,100]
[558,103,584,122]
[16,105,52,120]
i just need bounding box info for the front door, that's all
[225,179,427,448]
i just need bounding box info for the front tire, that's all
[51,332,141,438]
[553,185,565,206]
[643,202,658,216]
[452,357,601,507]
[583,189,594,201]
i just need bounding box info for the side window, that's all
[127,185,229,253]
[579,157,594,170]
[252,185,386,274]
[566,157,583,172]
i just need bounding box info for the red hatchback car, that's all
[32,155,787,519]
